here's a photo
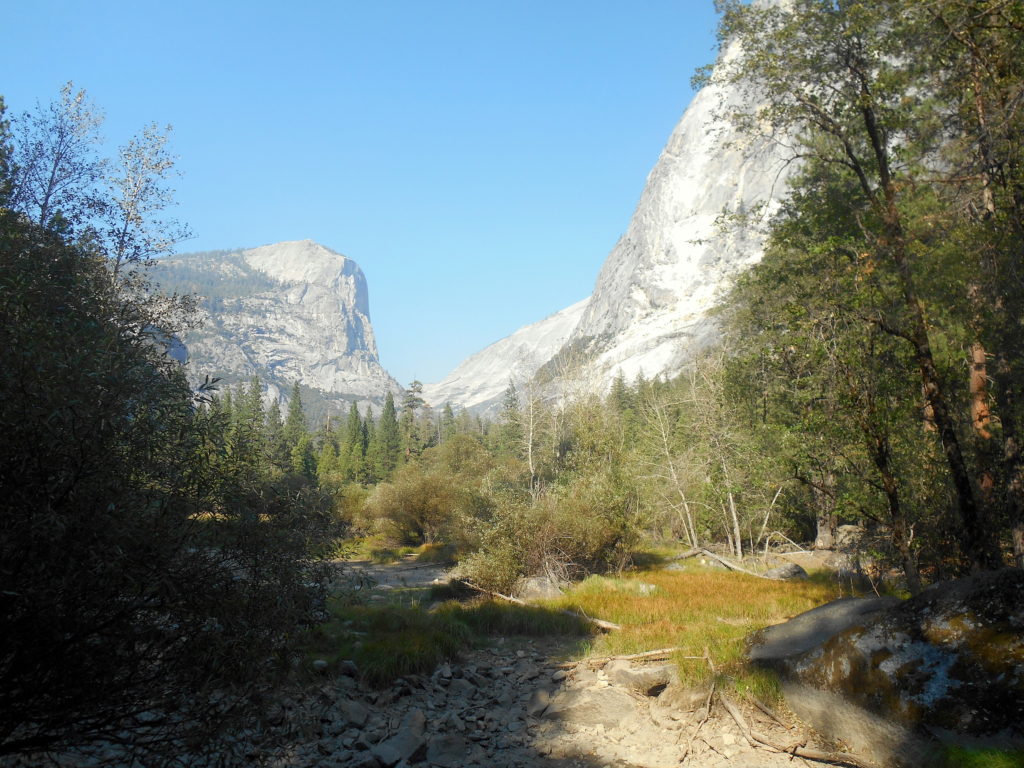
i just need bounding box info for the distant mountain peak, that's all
[155,240,399,417]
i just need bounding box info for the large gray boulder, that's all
[749,570,1024,767]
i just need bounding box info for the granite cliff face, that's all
[155,239,400,411]
[553,71,794,386]
[427,44,795,408]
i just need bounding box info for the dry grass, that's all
[546,565,844,699]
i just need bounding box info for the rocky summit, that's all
[154,239,400,412]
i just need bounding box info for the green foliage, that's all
[706,0,1024,577]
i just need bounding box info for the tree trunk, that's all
[729,492,742,559]
[812,472,837,550]
[871,434,923,595]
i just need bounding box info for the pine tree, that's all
[399,380,425,459]
[283,381,307,451]
[231,376,265,471]
[376,392,401,479]
[440,403,456,444]
[265,398,287,471]
[340,402,365,483]
[362,406,379,484]
[495,381,523,457]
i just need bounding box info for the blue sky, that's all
[2,1,720,385]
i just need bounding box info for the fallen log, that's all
[672,547,797,580]
[585,647,705,666]
[456,580,622,631]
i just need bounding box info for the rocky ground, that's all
[10,558,859,768]
[244,635,838,768]
[226,558,852,768]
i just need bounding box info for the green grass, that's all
[299,596,594,686]
[436,599,594,637]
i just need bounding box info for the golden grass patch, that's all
[547,566,843,695]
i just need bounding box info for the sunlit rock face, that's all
[549,50,795,388]
[422,298,589,416]
[428,45,795,409]
[155,239,400,412]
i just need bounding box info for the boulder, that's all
[337,699,371,728]
[762,562,809,580]
[425,734,479,767]
[515,576,564,600]
[749,596,899,664]
[370,730,425,767]
[750,569,1024,767]
[834,524,865,550]
[604,660,678,695]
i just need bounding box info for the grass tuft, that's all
[436,599,595,637]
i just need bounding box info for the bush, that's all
[0,212,341,757]
[457,466,643,593]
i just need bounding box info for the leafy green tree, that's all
[0,97,12,205]
[7,82,104,230]
[0,89,343,760]
[707,0,1007,571]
